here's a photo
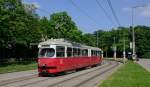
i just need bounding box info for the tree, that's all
[82,33,96,46]
[0,0,41,60]
[39,17,50,41]
[134,25,150,58]
[49,12,82,41]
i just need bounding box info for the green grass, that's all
[0,62,37,74]
[99,61,150,87]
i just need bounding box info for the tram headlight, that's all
[38,60,41,64]
[38,45,41,48]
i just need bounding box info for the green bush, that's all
[142,52,150,58]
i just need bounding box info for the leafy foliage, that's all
[0,0,41,60]
[0,0,150,62]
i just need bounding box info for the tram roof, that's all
[81,45,101,51]
[39,38,72,46]
[38,38,101,50]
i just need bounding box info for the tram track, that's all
[47,61,116,87]
[18,62,109,87]
[11,61,109,87]
[0,74,38,86]
[74,62,119,87]
[0,60,118,87]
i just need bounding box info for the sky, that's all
[23,0,150,33]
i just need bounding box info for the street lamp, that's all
[131,5,146,61]
[131,7,136,60]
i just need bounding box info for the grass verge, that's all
[0,62,37,74]
[99,61,150,87]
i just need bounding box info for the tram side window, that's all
[95,51,97,56]
[82,49,88,56]
[91,50,96,56]
[73,48,78,57]
[56,46,65,57]
[77,48,81,56]
[96,51,98,56]
[97,51,101,56]
[91,50,98,56]
[91,50,94,56]
[67,47,72,57]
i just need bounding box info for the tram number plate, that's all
[42,69,46,72]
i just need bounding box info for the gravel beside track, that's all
[0,74,37,86]
[0,70,37,82]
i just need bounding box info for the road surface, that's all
[138,59,150,72]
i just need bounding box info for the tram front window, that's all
[39,48,55,57]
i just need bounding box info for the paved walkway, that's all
[138,59,150,72]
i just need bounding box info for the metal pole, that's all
[101,39,104,58]
[131,7,136,60]
[113,37,116,60]
[123,37,126,63]
[97,32,98,47]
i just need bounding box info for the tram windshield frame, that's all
[39,48,55,58]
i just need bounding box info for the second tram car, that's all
[38,39,102,75]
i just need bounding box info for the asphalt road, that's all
[0,60,121,87]
[138,59,150,72]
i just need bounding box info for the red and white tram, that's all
[38,39,102,75]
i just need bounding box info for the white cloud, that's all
[123,4,150,17]
[22,1,40,9]
[138,4,150,17]
[32,2,40,9]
